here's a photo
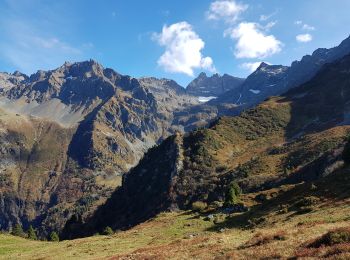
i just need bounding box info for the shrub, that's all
[49,231,60,242]
[294,196,319,208]
[209,201,223,209]
[224,181,242,206]
[11,224,26,238]
[27,225,37,240]
[191,201,207,212]
[296,227,350,258]
[101,226,114,236]
[215,165,227,173]
[309,227,350,247]
[242,231,287,248]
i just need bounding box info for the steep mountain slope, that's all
[214,35,350,109]
[68,54,350,238]
[186,72,245,98]
[0,60,207,235]
[4,165,348,259]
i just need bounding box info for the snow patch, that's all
[236,93,242,104]
[266,84,276,88]
[198,96,217,103]
[249,89,261,94]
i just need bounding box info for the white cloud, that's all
[260,15,270,22]
[260,11,277,22]
[225,22,282,59]
[296,33,313,43]
[302,24,315,31]
[240,62,266,72]
[295,20,316,31]
[207,0,248,23]
[153,22,215,76]
[264,21,277,31]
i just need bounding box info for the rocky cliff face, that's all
[0,60,206,236]
[186,72,245,98]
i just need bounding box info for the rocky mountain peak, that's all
[258,62,270,70]
[197,72,207,78]
[186,72,245,97]
[12,71,28,79]
[66,59,105,78]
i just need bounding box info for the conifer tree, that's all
[11,224,25,237]
[27,225,37,240]
[49,231,60,242]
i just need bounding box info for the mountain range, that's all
[212,35,350,110]
[1,35,350,242]
[64,52,350,238]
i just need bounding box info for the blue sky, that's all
[0,0,349,86]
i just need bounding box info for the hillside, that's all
[1,165,349,259]
[64,54,350,239]
[0,60,216,236]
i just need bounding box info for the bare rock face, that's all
[0,60,207,236]
[186,72,245,97]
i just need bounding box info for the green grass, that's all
[0,202,349,259]
[0,212,214,260]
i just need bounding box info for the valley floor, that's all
[1,180,349,259]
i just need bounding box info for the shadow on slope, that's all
[208,165,350,232]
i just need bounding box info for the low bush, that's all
[292,196,320,209]
[295,227,350,258]
[101,226,114,236]
[309,227,350,247]
[191,201,207,212]
[242,230,287,248]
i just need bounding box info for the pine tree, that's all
[224,181,242,206]
[49,231,60,242]
[27,225,37,240]
[11,224,25,237]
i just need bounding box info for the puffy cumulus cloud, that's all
[153,22,215,76]
[240,61,270,72]
[225,22,282,59]
[207,0,248,23]
[296,33,313,43]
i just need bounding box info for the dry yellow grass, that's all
[0,184,349,260]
